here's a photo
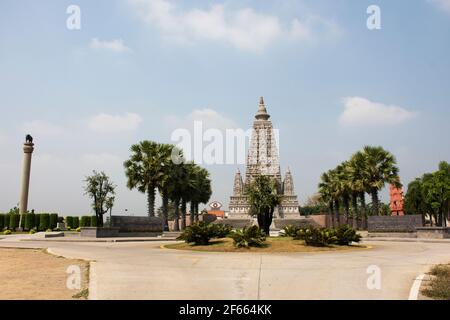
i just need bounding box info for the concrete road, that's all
[1,236,450,300]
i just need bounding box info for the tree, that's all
[318,172,335,228]
[84,171,116,228]
[347,152,368,229]
[156,144,180,231]
[422,161,450,227]
[245,175,282,236]
[124,141,168,217]
[360,146,401,216]
[405,178,428,225]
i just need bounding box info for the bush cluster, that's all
[229,225,266,248]
[178,222,234,245]
[292,224,361,247]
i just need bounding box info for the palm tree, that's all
[361,146,401,216]
[347,152,367,229]
[188,166,211,225]
[156,144,178,231]
[336,162,351,225]
[245,175,282,235]
[318,171,335,228]
[124,141,169,217]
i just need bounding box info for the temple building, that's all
[228,97,300,218]
[390,184,405,216]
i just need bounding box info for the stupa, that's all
[228,97,300,218]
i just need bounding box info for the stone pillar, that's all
[19,141,34,215]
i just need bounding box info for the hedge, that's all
[49,213,58,229]
[91,216,98,227]
[73,216,79,229]
[20,214,26,229]
[35,214,41,231]
[39,214,50,231]
[9,214,20,230]
[80,216,91,227]
[66,216,74,229]
[25,213,36,231]
[0,214,5,230]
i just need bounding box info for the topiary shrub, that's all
[0,214,5,230]
[20,213,27,229]
[9,214,20,231]
[4,214,10,229]
[229,225,266,248]
[3,230,12,235]
[25,213,36,231]
[335,224,361,245]
[49,213,58,230]
[91,216,98,227]
[281,225,301,237]
[73,217,80,229]
[209,224,233,238]
[80,216,91,228]
[29,229,36,235]
[297,227,337,247]
[76,227,81,232]
[177,221,215,245]
[34,214,41,231]
[46,229,53,233]
[39,214,50,231]
[66,216,74,229]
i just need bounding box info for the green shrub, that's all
[46,229,53,233]
[29,229,36,234]
[25,213,36,231]
[177,221,215,245]
[91,216,98,227]
[0,214,5,230]
[9,214,20,231]
[297,227,337,247]
[80,216,91,227]
[335,224,361,245]
[66,216,74,229]
[76,227,81,232]
[49,213,58,230]
[209,224,233,238]
[73,217,80,229]
[4,214,10,229]
[39,214,50,231]
[20,213,27,229]
[229,225,266,248]
[281,225,301,237]
[3,230,12,235]
[34,214,41,231]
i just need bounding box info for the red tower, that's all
[390,184,405,216]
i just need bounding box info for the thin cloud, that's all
[128,0,338,53]
[339,97,417,127]
[20,120,64,136]
[90,38,132,53]
[88,113,143,133]
[428,0,450,14]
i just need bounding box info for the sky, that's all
[0,0,449,216]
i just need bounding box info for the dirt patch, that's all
[164,237,368,253]
[0,248,89,300]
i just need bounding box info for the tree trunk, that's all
[190,202,195,226]
[334,200,341,227]
[147,186,156,217]
[343,196,350,225]
[162,194,169,231]
[195,203,199,222]
[329,201,334,229]
[359,192,367,230]
[371,189,380,216]
[351,193,358,230]
[181,199,187,230]
[173,198,180,231]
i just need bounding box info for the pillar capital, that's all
[23,143,34,153]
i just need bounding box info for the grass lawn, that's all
[422,264,450,300]
[165,237,368,253]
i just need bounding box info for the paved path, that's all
[1,235,450,300]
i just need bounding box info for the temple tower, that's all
[228,98,299,218]
[390,184,405,216]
